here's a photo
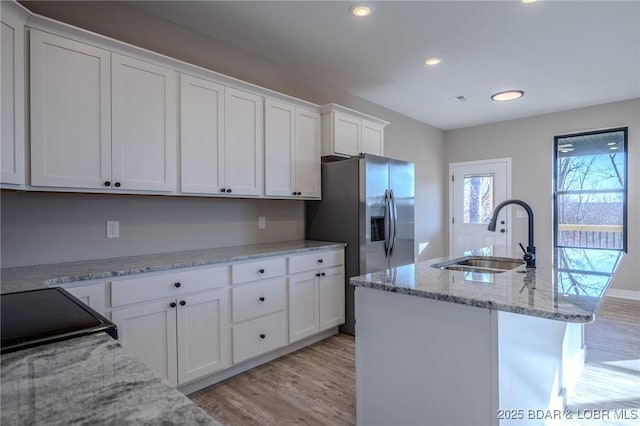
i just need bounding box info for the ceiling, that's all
[129,1,640,130]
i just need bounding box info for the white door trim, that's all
[449,158,512,256]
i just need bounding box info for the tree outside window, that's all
[554,128,628,252]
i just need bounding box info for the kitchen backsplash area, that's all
[0,191,304,268]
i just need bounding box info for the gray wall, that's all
[2,1,446,267]
[445,98,640,292]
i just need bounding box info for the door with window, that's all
[450,159,511,256]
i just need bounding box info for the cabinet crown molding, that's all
[320,103,389,127]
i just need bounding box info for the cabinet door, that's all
[333,112,360,157]
[63,283,108,317]
[111,299,178,386]
[318,267,345,331]
[361,120,384,156]
[264,98,295,197]
[112,53,177,192]
[1,10,25,185]
[288,272,319,343]
[294,108,321,198]
[223,87,263,196]
[177,289,230,384]
[180,74,224,194]
[30,30,111,189]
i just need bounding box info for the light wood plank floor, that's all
[190,297,638,426]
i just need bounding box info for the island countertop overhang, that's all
[349,246,623,323]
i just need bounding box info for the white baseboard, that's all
[606,289,640,301]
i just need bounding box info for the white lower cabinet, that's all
[232,311,287,364]
[288,265,345,343]
[111,287,230,387]
[177,289,230,384]
[111,298,179,385]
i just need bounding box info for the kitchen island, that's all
[350,247,622,426]
[0,333,220,425]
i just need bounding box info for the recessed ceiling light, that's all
[522,0,539,4]
[424,57,441,66]
[491,90,525,102]
[350,4,374,17]
[607,142,617,146]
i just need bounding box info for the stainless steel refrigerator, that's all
[305,154,415,335]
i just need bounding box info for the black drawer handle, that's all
[180,300,186,306]
[316,272,321,277]
[169,302,176,308]
[321,272,326,276]
[114,182,121,188]
[259,333,266,339]
[104,181,111,187]
[259,296,265,302]
[292,191,297,195]
[259,268,265,274]
[174,282,181,288]
[317,259,323,263]
[220,188,226,193]
[227,188,232,193]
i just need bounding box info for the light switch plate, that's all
[258,216,266,229]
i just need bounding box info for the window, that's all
[463,173,494,224]
[554,128,628,251]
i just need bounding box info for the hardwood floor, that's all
[190,297,638,426]
[190,333,355,426]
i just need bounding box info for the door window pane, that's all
[463,173,494,224]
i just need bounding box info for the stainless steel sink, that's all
[431,256,525,274]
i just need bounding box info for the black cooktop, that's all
[1,287,117,354]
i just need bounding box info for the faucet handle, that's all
[518,242,526,254]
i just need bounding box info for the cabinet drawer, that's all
[232,257,286,284]
[111,266,229,307]
[232,277,285,323]
[232,311,286,364]
[288,249,343,274]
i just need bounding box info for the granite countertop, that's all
[350,246,622,323]
[0,333,220,426]
[1,240,345,294]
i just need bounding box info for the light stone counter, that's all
[1,240,345,294]
[0,333,220,425]
[350,246,622,323]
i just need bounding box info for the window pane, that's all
[556,192,623,249]
[463,173,494,224]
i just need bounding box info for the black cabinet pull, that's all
[297,192,302,196]
[259,333,266,339]
[259,296,265,302]
[259,268,265,274]
[292,191,297,195]
[227,188,232,193]
[114,182,121,188]
[317,259,323,263]
[169,302,176,308]
[321,272,326,277]
[220,188,226,193]
[104,181,111,187]
[316,272,321,277]
[180,300,186,306]
[174,282,181,288]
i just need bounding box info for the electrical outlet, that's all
[258,216,266,229]
[106,221,119,239]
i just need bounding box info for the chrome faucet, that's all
[487,199,536,269]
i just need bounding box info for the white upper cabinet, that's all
[180,74,224,194]
[180,77,263,197]
[265,99,320,199]
[321,104,389,158]
[111,53,177,192]
[30,30,112,189]
[223,87,263,196]
[1,4,26,186]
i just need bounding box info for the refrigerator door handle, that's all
[389,189,398,256]
[384,189,391,258]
